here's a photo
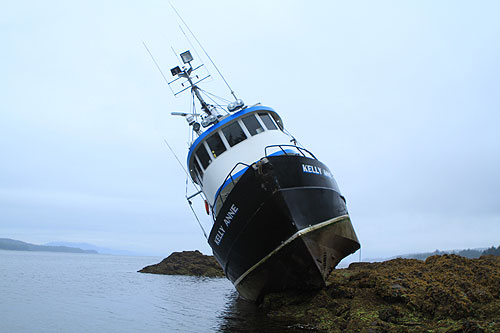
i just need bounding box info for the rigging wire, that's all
[164,137,207,239]
[143,30,209,241]
[198,88,232,104]
[190,90,197,142]
[197,88,231,115]
[187,199,208,239]
[199,90,227,114]
[184,173,208,239]
[143,42,170,87]
[170,46,182,65]
[183,158,208,240]
[178,25,207,75]
[169,2,238,100]
[189,90,193,143]
[191,89,197,118]
[163,138,188,176]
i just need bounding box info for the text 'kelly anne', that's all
[214,204,239,245]
[301,164,333,178]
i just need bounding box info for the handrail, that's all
[212,162,250,221]
[212,145,316,221]
[264,144,317,160]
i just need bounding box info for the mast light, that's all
[180,50,193,64]
[171,66,181,76]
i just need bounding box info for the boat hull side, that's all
[235,215,358,301]
[208,155,360,301]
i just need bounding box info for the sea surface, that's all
[0,250,301,332]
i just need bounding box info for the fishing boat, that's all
[165,50,360,302]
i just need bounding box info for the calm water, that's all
[0,250,303,332]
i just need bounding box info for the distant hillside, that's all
[394,246,500,260]
[44,241,138,256]
[358,246,500,264]
[0,238,97,254]
[483,245,500,256]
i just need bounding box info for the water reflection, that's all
[217,290,320,332]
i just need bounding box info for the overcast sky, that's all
[1,1,499,259]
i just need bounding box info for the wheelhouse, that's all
[187,106,284,185]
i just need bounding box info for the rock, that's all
[138,250,224,277]
[261,254,500,332]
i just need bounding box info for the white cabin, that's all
[187,105,292,214]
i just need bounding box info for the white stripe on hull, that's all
[233,214,350,287]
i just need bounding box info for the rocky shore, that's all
[262,254,500,332]
[140,251,500,331]
[138,250,224,277]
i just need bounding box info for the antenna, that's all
[163,138,208,239]
[169,2,239,101]
[178,25,205,70]
[143,41,178,96]
[167,49,221,128]
[163,138,188,176]
[144,4,245,131]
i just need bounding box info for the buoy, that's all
[204,200,210,215]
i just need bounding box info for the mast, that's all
[174,53,212,115]
[169,50,222,130]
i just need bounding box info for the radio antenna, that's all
[169,2,239,101]
[163,139,188,176]
[143,42,169,86]
[143,41,177,96]
[178,25,204,68]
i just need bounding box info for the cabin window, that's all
[195,145,211,169]
[259,113,277,130]
[242,114,264,136]
[222,121,247,147]
[193,158,203,180]
[206,132,226,158]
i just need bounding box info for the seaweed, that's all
[261,255,500,332]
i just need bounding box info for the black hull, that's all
[208,155,360,301]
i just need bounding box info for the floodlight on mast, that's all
[180,50,193,64]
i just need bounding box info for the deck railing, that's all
[212,162,250,220]
[264,144,317,160]
[212,145,316,221]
